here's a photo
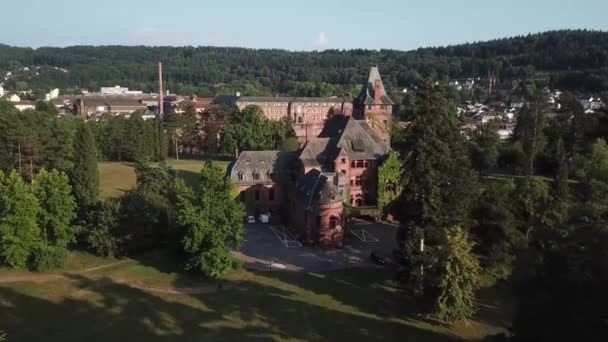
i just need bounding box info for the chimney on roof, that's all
[158,62,164,115]
[374,79,382,103]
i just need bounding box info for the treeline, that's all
[89,112,167,162]
[2,30,608,96]
[0,101,246,277]
[387,81,608,339]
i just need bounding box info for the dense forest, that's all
[1,30,608,97]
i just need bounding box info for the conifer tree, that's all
[70,123,99,210]
[436,227,481,322]
[395,81,481,313]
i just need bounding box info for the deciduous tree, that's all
[0,171,42,269]
[178,161,244,277]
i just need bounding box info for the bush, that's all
[82,201,120,257]
[30,246,67,272]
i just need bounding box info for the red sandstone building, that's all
[235,96,353,143]
[228,67,393,247]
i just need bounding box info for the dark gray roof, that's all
[229,151,298,185]
[355,67,394,106]
[213,95,239,105]
[299,138,333,169]
[294,169,343,207]
[315,115,389,162]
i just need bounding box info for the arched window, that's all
[329,216,339,229]
[298,116,303,124]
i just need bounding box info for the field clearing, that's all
[99,159,230,198]
[0,250,511,342]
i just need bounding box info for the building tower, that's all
[488,70,497,95]
[158,62,164,116]
[353,66,394,145]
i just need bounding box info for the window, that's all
[298,116,303,124]
[367,105,372,110]
[356,160,364,168]
[269,188,275,201]
[350,179,354,186]
[383,120,388,130]
[341,158,346,164]
[253,172,260,181]
[351,161,356,168]
[255,190,260,201]
[355,176,361,186]
[238,173,244,181]
[329,216,339,229]
[341,169,346,175]
[363,161,369,168]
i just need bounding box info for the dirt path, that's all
[0,260,129,284]
[0,260,238,297]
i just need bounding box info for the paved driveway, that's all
[232,219,399,272]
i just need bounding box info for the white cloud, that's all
[316,32,329,46]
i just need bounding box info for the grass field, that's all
[0,250,511,342]
[12,159,512,340]
[99,159,230,198]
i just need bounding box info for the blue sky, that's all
[2,0,607,50]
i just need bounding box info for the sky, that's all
[1,0,607,51]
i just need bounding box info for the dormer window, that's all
[253,172,260,181]
[238,172,244,181]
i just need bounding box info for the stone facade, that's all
[228,67,393,248]
[235,97,353,143]
[354,67,394,145]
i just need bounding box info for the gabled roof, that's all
[299,138,333,169]
[355,67,394,106]
[229,151,298,185]
[315,115,389,162]
[294,169,343,207]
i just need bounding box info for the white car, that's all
[258,213,270,224]
[246,216,255,223]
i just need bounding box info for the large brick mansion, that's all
[229,67,393,247]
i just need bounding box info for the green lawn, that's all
[0,250,510,341]
[99,159,230,198]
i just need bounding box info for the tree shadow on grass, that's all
[249,268,512,340]
[0,272,459,342]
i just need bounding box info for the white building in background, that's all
[0,85,4,97]
[100,85,143,95]
[8,94,21,102]
[45,88,59,101]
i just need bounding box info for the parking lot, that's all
[232,219,399,272]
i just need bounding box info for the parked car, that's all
[246,215,255,224]
[370,250,390,265]
[259,212,271,224]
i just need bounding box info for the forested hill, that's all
[1,29,608,97]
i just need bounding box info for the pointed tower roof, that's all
[356,66,394,106]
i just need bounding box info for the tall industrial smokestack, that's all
[158,62,164,115]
